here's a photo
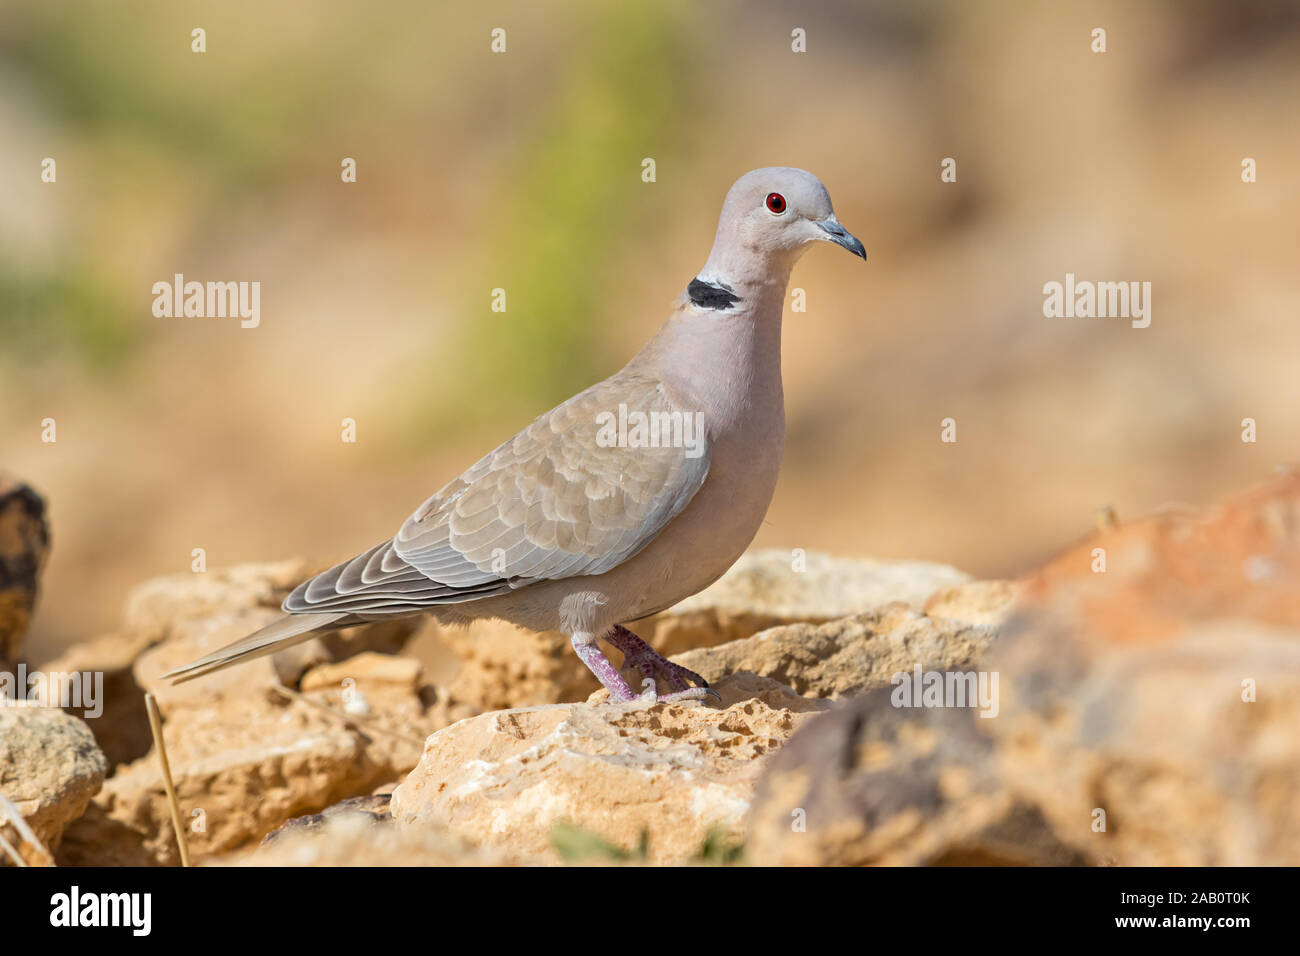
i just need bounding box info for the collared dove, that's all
[166,167,865,702]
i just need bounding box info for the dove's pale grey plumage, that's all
[166,167,865,700]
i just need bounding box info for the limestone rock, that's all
[0,476,50,671]
[130,569,418,711]
[123,559,309,644]
[746,687,1088,866]
[637,548,972,656]
[134,608,312,710]
[37,631,159,769]
[299,653,423,695]
[998,621,1300,866]
[425,552,976,713]
[0,706,107,858]
[260,793,393,845]
[44,561,445,865]
[34,562,415,772]
[746,473,1300,867]
[390,672,832,864]
[0,791,55,866]
[3,559,422,788]
[225,805,529,866]
[923,579,1021,628]
[672,603,998,700]
[990,470,1300,866]
[433,620,600,711]
[1017,470,1300,640]
[58,656,448,866]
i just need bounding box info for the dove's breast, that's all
[465,302,789,636]
[617,399,786,616]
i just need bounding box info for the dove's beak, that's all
[817,215,866,260]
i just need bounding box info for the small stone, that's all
[0,706,107,860]
[0,476,50,672]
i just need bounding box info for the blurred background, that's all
[3,0,1298,660]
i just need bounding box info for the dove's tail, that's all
[163,611,347,684]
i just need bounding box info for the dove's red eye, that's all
[765,192,787,214]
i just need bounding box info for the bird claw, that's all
[665,686,728,702]
[637,680,721,705]
[619,643,715,702]
[585,625,720,706]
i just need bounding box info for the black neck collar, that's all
[686,277,741,311]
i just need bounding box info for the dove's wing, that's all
[282,370,711,616]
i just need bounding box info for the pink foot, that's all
[607,625,719,702]
[571,627,719,704]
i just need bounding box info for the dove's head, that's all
[707,167,866,272]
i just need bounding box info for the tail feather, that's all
[163,611,346,684]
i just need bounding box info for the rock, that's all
[14,561,422,777]
[134,608,312,710]
[1014,469,1300,641]
[423,551,976,713]
[223,805,529,866]
[59,701,366,865]
[58,653,449,866]
[0,706,107,859]
[1000,621,1300,866]
[122,559,310,645]
[260,793,393,845]
[672,603,999,700]
[989,470,1300,866]
[299,653,423,695]
[432,620,601,711]
[59,642,452,868]
[923,579,1022,628]
[0,476,50,672]
[745,687,1087,866]
[130,563,419,710]
[37,631,157,769]
[636,549,972,656]
[41,561,446,865]
[746,473,1300,867]
[128,560,414,673]
[390,673,833,864]
[0,791,55,866]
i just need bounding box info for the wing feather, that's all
[282,370,710,616]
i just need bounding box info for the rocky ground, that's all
[2,469,1298,866]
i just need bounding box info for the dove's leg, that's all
[570,630,716,703]
[571,636,639,700]
[605,625,717,701]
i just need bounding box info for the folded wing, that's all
[283,371,711,616]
